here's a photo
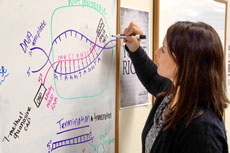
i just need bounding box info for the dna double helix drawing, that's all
[31,29,116,83]
[30,5,116,99]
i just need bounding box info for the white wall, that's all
[119,0,153,153]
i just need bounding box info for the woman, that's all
[123,21,229,153]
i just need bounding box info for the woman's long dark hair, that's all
[163,21,229,130]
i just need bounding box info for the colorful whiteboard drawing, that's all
[0,0,117,153]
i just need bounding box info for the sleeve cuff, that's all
[125,45,143,57]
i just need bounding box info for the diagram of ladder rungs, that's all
[52,133,91,151]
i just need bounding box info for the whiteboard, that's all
[0,0,117,153]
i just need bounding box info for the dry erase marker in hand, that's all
[112,34,146,39]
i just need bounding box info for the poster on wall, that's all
[0,0,117,153]
[119,7,150,109]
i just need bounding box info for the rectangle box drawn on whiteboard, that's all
[34,83,47,108]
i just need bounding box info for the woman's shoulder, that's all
[192,107,224,126]
[180,107,226,139]
[173,107,228,153]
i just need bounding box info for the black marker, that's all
[111,34,146,39]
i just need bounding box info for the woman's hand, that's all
[123,22,143,52]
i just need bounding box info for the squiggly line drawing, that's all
[0,73,9,85]
[30,29,116,75]
[56,125,90,135]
